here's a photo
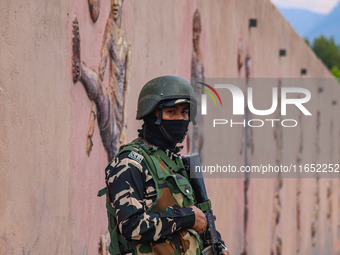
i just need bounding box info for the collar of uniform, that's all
[164,148,181,160]
[137,137,183,159]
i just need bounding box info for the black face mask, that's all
[138,115,189,151]
[159,119,189,144]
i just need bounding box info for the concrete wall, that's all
[0,0,339,254]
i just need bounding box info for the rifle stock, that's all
[182,153,227,255]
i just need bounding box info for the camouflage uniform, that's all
[105,138,202,255]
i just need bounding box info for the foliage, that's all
[331,66,340,80]
[311,36,340,70]
[304,38,310,46]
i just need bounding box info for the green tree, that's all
[312,36,340,70]
[304,38,310,46]
[331,66,340,80]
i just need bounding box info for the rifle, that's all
[182,152,228,255]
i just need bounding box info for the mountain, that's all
[278,7,324,38]
[278,3,340,44]
[305,3,340,44]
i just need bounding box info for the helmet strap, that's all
[155,103,164,125]
[192,116,196,125]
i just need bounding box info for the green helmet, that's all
[136,76,197,123]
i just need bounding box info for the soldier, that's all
[103,76,229,254]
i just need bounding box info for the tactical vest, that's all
[98,139,203,255]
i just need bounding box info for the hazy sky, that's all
[270,0,339,14]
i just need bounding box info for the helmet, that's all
[136,76,197,123]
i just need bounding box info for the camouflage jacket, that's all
[105,138,201,254]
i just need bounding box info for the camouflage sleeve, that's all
[105,151,195,242]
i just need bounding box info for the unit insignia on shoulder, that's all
[128,151,144,164]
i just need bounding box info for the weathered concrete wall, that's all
[0,1,74,254]
[0,0,339,254]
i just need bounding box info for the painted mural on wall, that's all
[311,110,321,247]
[191,9,205,155]
[88,0,101,23]
[72,0,131,161]
[240,47,254,255]
[271,78,283,255]
[295,111,303,253]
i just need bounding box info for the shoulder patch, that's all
[128,151,144,164]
